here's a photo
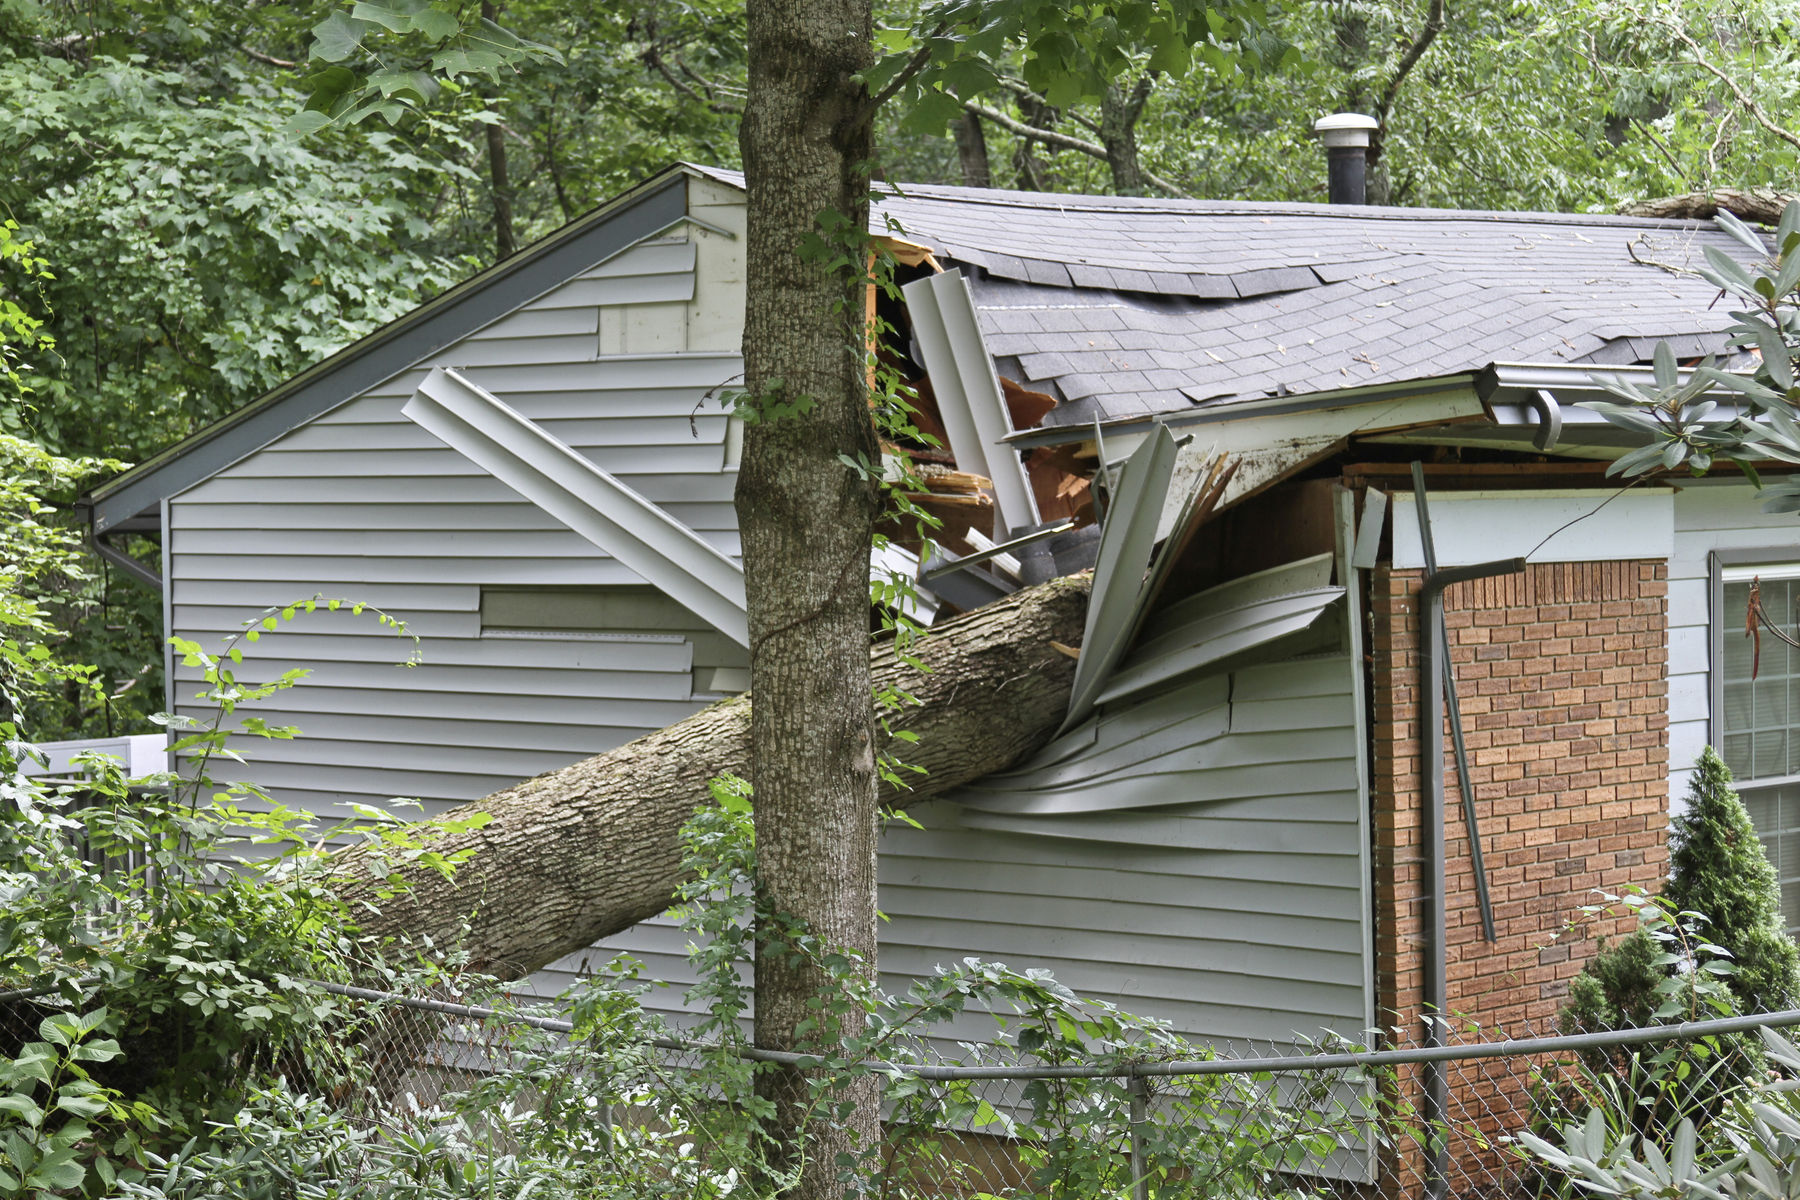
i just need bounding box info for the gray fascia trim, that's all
[86,171,692,535]
[1060,425,1180,731]
[403,367,749,647]
[1004,373,1484,449]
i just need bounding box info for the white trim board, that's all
[1390,488,1674,568]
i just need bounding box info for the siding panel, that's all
[1668,479,1799,804]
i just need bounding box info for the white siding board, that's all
[583,239,696,279]
[172,684,701,730]
[170,555,653,585]
[168,580,479,611]
[238,444,727,477]
[464,306,598,341]
[172,707,651,758]
[181,473,740,506]
[171,658,695,700]
[174,605,484,640]
[172,500,740,533]
[173,630,694,673]
[1667,479,1800,803]
[439,335,601,368]
[269,416,727,452]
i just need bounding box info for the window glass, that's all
[1720,574,1800,933]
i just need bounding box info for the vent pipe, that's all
[1314,113,1379,205]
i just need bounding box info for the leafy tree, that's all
[1665,748,1800,1013]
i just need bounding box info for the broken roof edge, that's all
[682,164,1738,233]
[84,165,704,535]
[1002,370,1487,449]
[1001,359,1766,451]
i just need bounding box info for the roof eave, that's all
[84,165,700,535]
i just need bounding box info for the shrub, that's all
[1665,747,1800,1014]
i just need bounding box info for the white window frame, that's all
[1709,550,1800,932]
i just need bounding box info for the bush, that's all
[1665,747,1800,1014]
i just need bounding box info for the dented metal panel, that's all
[404,367,751,646]
[1060,426,1181,730]
[901,269,1039,531]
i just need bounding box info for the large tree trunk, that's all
[737,0,886,1191]
[326,575,1087,991]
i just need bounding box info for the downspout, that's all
[1419,555,1523,1200]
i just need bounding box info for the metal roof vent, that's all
[1314,113,1379,206]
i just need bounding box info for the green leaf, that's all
[311,11,374,62]
[411,6,461,40]
[349,2,414,33]
[0,1095,44,1128]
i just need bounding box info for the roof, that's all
[687,165,1752,433]
[93,162,1760,531]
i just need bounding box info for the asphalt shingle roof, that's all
[692,167,1754,429]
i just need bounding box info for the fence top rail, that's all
[294,979,1800,1083]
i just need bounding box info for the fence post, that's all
[1128,1071,1149,1200]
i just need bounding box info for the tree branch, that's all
[993,75,1101,134]
[858,25,946,123]
[962,100,1189,197]
[240,46,299,69]
[1372,0,1447,155]
[1662,20,1800,155]
[641,44,743,115]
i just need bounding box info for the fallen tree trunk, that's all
[1620,188,1798,225]
[327,573,1091,979]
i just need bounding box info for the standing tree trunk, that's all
[480,1,518,261]
[1098,77,1153,195]
[952,109,992,188]
[739,0,881,1193]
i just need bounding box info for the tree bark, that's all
[736,0,887,1185]
[952,110,992,188]
[327,575,1088,972]
[1098,77,1153,196]
[480,1,517,261]
[1621,188,1797,225]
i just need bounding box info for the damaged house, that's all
[80,154,1795,1174]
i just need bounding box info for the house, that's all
[80,160,1795,1178]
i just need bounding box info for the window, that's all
[1715,559,1800,932]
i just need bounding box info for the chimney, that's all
[1314,113,1379,205]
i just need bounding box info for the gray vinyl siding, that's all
[583,650,1369,1053]
[166,233,748,831]
[1669,479,1800,807]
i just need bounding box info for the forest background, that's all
[1,0,1795,743]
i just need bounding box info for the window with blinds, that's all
[1720,569,1800,933]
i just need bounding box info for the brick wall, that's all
[1368,560,1670,1175]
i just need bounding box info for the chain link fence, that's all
[47,970,1766,1200]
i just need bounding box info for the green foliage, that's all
[1583,203,1800,514]
[0,435,126,740]
[1537,888,1752,1182]
[1521,1023,1800,1200]
[1563,930,1668,1035]
[0,47,467,464]
[1666,748,1800,1013]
